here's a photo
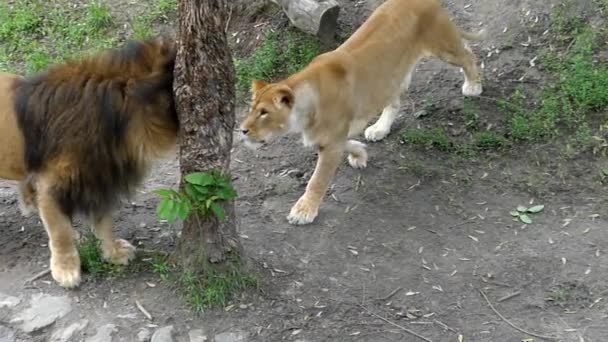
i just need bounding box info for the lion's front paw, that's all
[50,251,81,288]
[287,196,319,225]
[102,239,136,265]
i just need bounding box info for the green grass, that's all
[78,235,124,276]
[132,0,177,39]
[401,127,453,152]
[499,1,608,150]
[472,131,507,150]
[235,29,322,99]
[180,263,258,312]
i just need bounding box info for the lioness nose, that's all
[241,129,249,135]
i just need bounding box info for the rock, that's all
[0,325,16,342]
[214,331,246,342]
[188,329,208,342]
[10,293,72,333]
[150,325,174,342]
[0,293,21,309]
[50,319,89,342]
[85,324,117,342]
[137,328,152,342]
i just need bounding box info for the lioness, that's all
[240,0,484,225]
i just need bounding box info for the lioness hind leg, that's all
[365,94,401,142]
[37,180,81,288]
[346,140,368,169]
[92,212,135,265]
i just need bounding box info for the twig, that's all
[375,287,403,301]
[355,174,362,192]
[135,300,153,320]
[23,269,51,285]
[498,291,521,303]
[433,319,457,333]
[358,304,433,342]
[225,5,233,33]
[447,218,475,229]
[478,289,557,341]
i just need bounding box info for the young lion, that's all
[239,0,484,225]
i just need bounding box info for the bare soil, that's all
[2,1,608,341]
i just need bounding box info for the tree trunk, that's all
[173,0,241,272]
[270,0,340,44]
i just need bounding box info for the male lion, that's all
[0,37,179,288]
[240,0,484,225]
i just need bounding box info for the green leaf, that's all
[185,172,215,186]
[153,189,179,199]
[217,187,237,200]
[527,205,545,213]
[209,202,225,220]
[177,201,192,220]
[519,214,532,224]
[516,205,528,212]
[509,211,520,217]
[156,198,171,217]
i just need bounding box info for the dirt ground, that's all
[2,0,608,341]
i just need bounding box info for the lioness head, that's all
[239,80,294,149]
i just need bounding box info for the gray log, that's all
[270,0,340,43]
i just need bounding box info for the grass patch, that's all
[78,235,124,276]
[0,0,118,73]
[149,256,258,312]
[132,0,177,40]
[499,1,608,151]
[401,127,453,152]
[235,29,322,99]
[473,131,507,150]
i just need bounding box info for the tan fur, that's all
[0,37,178,287]
[240,0,484,224]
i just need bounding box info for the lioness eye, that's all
[259,109,268,117]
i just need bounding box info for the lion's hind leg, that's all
[17,175,38,216]
[91,212,135,265]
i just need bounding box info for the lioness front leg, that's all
[288,144,344,225]
[92,212,135,265]
[38,181,81,288]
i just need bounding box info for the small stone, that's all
[11,293,72,333]
[0,293,21,309]
[50,319,89,342]
[137,328,152,342]
[151,325,174,342]
[214,331,246,342]
[86,324,117,342]
[0,325,16,342]
[188,329,208,342]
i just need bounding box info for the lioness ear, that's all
[251,80,269,93]
[274,88,294,108]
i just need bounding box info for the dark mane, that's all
[13,37,178,216]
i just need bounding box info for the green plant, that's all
[155,171,237,224]
[86,2,114,31]
[463,98,479,131]
[509,204,544,224]
[151,255,172,281]
[78,235,123,276]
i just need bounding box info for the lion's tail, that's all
[459,29,487,41]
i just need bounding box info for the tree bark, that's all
[270,0,340,44]
[173,0,241,272]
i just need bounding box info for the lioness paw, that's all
[50,251,81,288]
[102,239,136,265]
[365,124,390,142]
[348,152,368,169]
[287,197,319,225]
[462,81,482,96]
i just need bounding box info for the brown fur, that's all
[239,0,485,225]
[0,37,179,287]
